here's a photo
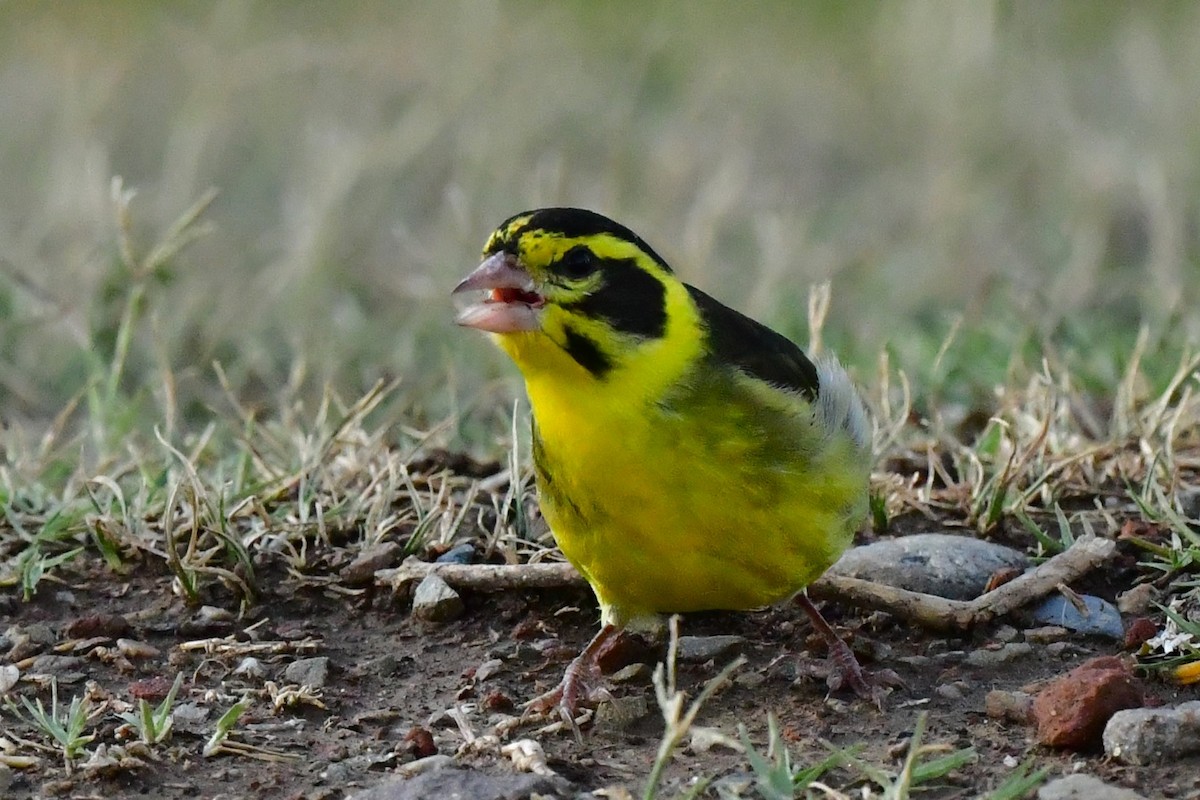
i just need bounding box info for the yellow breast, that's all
[520,344,868,628]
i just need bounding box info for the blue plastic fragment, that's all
[1030,593,1124,640]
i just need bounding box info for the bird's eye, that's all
[557,247,599,280]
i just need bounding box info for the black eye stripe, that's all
[562,256,667,339]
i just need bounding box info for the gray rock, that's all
[5,623,56,660]
[965,643,1032,667]
[934,682,964,700]
[677,635,744,663]
[828,534,1028,600]
[1037,774,1146,800]
[322,752,397,783]
[26,655,84,676]
[234,656,267,679]
[171,702,211,734]
[349,767,572,800]
[1030,594,1123,640]
[1103,701,1200,765]
[285,656,331,688]
[411,573,464,623]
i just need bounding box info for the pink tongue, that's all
[456,302,540,333]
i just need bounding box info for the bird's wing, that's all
[685,285,819,401]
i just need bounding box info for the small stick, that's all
[378,559,584,594]
[376,535,1116,633]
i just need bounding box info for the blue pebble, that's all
[435,543,476,565]
[1030,594,1124,640]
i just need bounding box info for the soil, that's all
[3,552,1200,800]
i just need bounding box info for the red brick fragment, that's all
[1032,656,1144,749]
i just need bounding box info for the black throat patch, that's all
[560,326,613,378]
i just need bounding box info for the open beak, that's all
[452,252,545,333]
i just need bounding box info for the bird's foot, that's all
[795,592,904,710]
[522,623,622,731]
[822,632,905,710]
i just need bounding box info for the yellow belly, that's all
[528,369,869,627]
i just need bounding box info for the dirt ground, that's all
[4,537,1200,800]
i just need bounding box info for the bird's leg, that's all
[795,592,902,709]
[524,623,622,724]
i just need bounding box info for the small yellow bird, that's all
[453,208,880,717]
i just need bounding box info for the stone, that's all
[677,635,744,663]
[1037,774,1147,800]
[434,543,476,565]
[349,767,572,800]
[285,656,331,688]
[1032,656,1144,749]
[1103,700,1200,765]
[234,657,267,679]
[0,664,18,694]
[1116,583,1155,615]
[340,542,403,586]
[984,689,1033,723]
[966,643,1032,667]
[411,574,464,623]
[65,613,132,640]
[1023,626,1069,644]
[828,534,1029,600]
[1030,594,1123,640]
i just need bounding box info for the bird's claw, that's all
[522,646,614,728]
[823,634,905,710]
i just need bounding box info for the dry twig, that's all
[377,535,1115,633]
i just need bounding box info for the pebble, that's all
[129,676,176,702]
[1030,594,1124,640]
[170,702,211,734]
[1122,617,1157,651]
[984,689,1033,722]
[26,655,85,677]
[935,682,965,701]
[0,664,19,693]
[828,533,1029,600]
[285,656,331,688]
[594,694,649,730]
[6,623,56,660]
[897,655,932,668]
[1024,626,1070,644]
[1045,641,1092,659]
[993,624,1020,643]
[411,574,464,623]
[340,542,403,586]
[323,752,397,783]
[1103,700,1200,765]
[966,643,1032,668]
[434,543,476,565]
[177,606,235,637]
[677,635,744,663]
[116,639,160,659]
[234,657,267,679]
[1037,774,1147,800]
[1116,583,1155,615]
[349,767,572,800]
[65,613,132,640]
[933,650,967,665]
[1032,656,1144,749]
[610,663,651,683]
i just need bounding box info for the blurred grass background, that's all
[1,1,1198,448]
